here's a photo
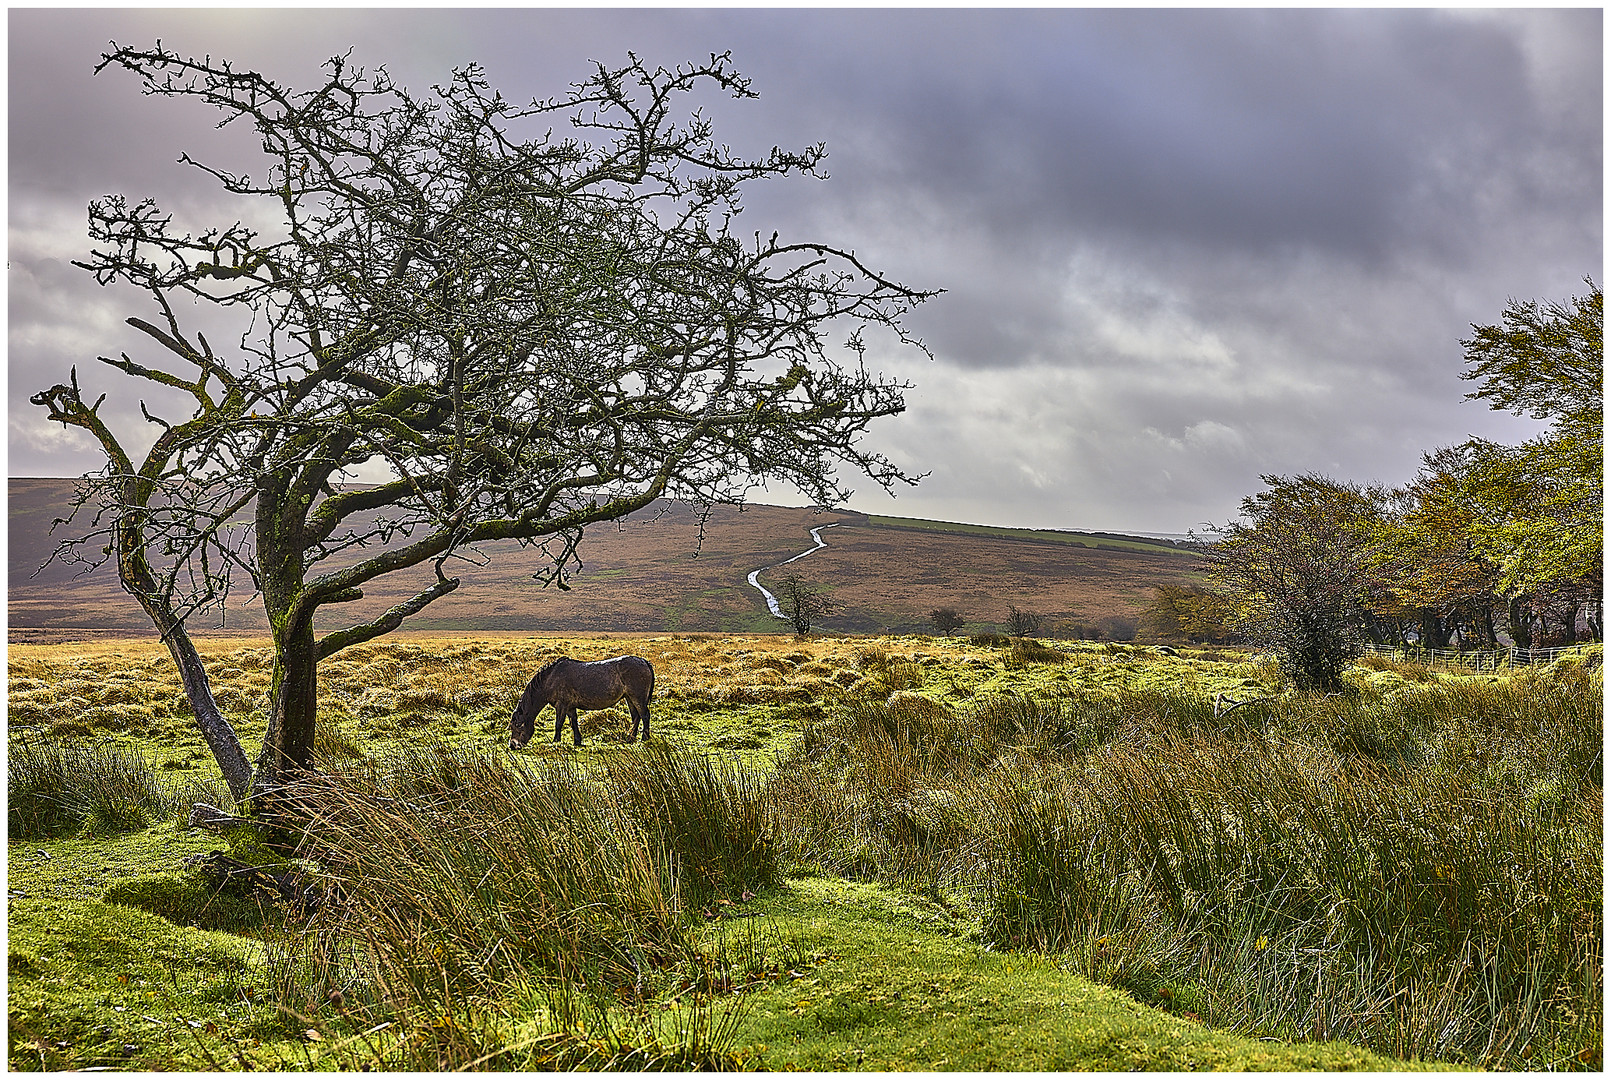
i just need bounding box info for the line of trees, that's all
[1151,281,1601,690]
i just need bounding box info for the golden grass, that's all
[7,630,1518,779]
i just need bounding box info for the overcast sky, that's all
[8,7,1602,533]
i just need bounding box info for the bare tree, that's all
[773,572,837,637]
[928,607,966,636]
[1005,606,1044,638]
[34,45,935,803]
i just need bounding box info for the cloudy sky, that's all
[9,7,1601,533]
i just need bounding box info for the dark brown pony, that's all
[508,655,654,748]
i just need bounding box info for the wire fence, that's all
[1358,641,1597,672]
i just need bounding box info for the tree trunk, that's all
[159,619,255,804]
[117,526,254,803]
[1478,604,1498,647]
[254,470,320,798]
[255,615,319,795]
[1417,609,1451,649]
[1507,596,1533,649]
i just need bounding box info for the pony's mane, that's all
[532,657,568,680]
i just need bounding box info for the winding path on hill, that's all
[747,522,841,618]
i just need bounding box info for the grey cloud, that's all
[751,10,1569,258]
[8,8,1599,533]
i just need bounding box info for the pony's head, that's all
[508,703,536,749]
[508,660,560,749]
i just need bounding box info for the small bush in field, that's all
[1006,606,1045,638]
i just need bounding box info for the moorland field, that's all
[7,628,1601,1071]
[9,477,1197,640]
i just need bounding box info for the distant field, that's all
[862,514,1197,556]
[9,478,1201,640]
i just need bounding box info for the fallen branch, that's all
[1213,693,1270,720]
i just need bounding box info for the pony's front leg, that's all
[568,707,584,746]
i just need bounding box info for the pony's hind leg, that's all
[631,696,650,740]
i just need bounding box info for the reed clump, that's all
[271,743,771,1068]
[769,661,1602,1070]
[8,738,178,837]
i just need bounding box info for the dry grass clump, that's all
[266,742,773,1069]
[1353,652,1437,681]
[1007,638,1067,666]
[767,661,1602,1070]
[719,683,814,706]
[749,655,797,675]
[882,690,956,723]
[8,739,180,838]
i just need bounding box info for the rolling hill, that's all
[8,478,1201,642]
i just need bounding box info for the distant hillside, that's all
[861,514,1198,556]
[8,478,1202,641]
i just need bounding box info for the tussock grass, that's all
[603,746,777,908]
[1007,637,1068,666]
[1354,651,1438,681]
[8,739,179,837]
[772,660,1602,1070]
[256,742,774,1068]
[974,740,1599,1061]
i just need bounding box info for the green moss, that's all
[710,878,1437,1071]
[102,872,267,933]
[6,898,306,1071]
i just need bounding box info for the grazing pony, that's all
[508,655,654,748]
